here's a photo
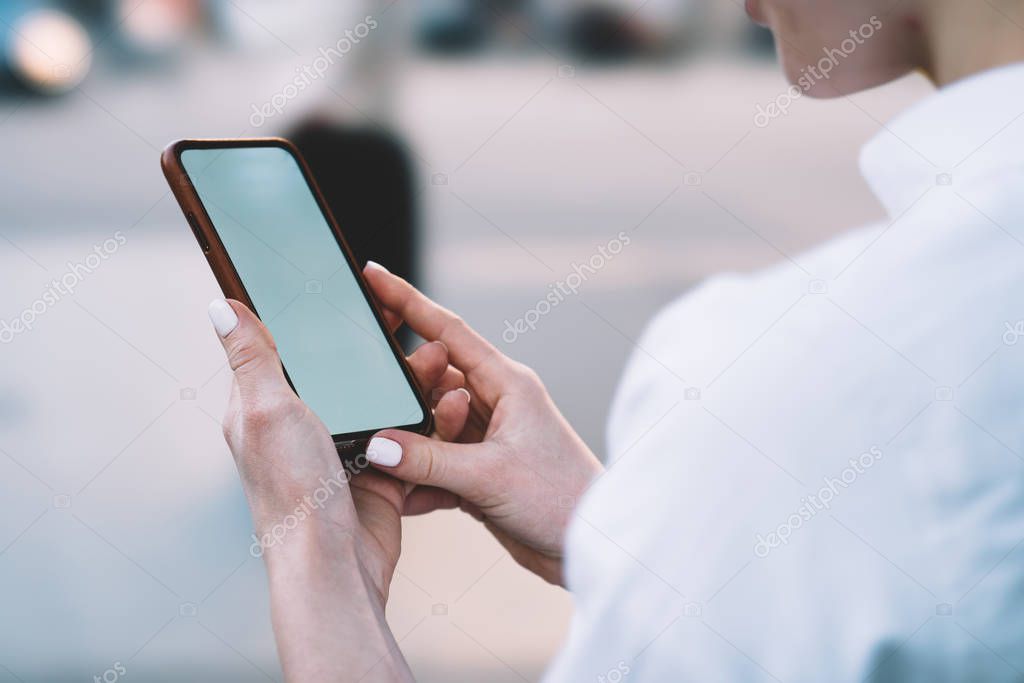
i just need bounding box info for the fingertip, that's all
[225,299,260,321]
[408,340,450,392]
[366,434,403,467]
[208,299,239,338]
[364,261,393,288]
[434,388,471,442]
[369,429,405,445]
[427,339,449,362]
[363,262,396,300]
[436,389,468,409]
[368,429,477,492]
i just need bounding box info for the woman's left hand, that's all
[207,298,469,681]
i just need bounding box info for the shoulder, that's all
[605,220,887,452]
[629,219,885,365]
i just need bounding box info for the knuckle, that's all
[419,441,446,483]
[221,399,243,446]
[226,328,277,373]
[239,395,304,435]
[221,394,311,467]
[253,396,299,425]
[221,418,237,447]
[509,361,542,390]
[438,312,468,341]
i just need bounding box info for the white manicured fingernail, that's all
[366,437,402,466]
[456,388,471,404]
[365,260,389,273]
[208,299,238,338]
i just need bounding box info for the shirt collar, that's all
[860,61,1024,217]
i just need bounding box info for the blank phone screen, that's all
[181,145,424,436]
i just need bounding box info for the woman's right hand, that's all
[362,263,604,586]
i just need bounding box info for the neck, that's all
[921,0,1024,86]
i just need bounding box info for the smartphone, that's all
[161,138,432,456]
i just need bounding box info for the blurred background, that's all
[0,0,934,680]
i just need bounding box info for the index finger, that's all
[363,262,508,399]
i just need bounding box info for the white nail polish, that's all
[366,437,402,466]
[456,388,471,404]
[208,299,239,338]
[365,260,390,273]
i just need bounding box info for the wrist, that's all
[244,465,360,557]
[259,512,364,590]
[261,519,408,680]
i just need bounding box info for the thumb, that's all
[365,430,486,499]
[208,299,290,397]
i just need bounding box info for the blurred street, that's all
[0,6,932,680]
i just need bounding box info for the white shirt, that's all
[547,62,1024,682]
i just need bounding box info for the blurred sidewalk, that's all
[0,53,930,681]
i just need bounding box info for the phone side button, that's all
[186,212,211,253]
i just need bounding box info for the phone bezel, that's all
[161,137,433,453]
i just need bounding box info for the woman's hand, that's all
[361,263,605,586]
[207,298,467,682]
